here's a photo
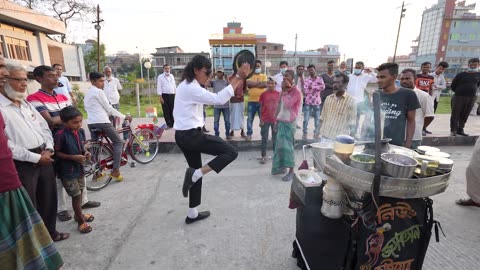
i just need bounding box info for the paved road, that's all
[55,146,479,270]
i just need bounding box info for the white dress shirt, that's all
[413,87,434,141]
[0,94,53,163]
[54,75,72,101]
[156,73,176,95]
[84,85,125,125]
[173,79,233,130]
[347,72,377,103]
[104,76,123,105]
[430,72,446,101]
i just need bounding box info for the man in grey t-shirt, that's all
[210,66,231,139]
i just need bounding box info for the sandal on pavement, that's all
[78,223,92,234]
[109,173,124,182]
[52,232,70,242]
[81,201,101,209]
[75,213,95,222]
[259,157,267,164]
[93,172,106,181]
[455,198,480,207]
[57,210,72,222]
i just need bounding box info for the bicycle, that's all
[84,123,164,191]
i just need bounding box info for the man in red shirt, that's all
[258,77,280,164]
[415,62,435,96]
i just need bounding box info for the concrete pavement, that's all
[55,146,480,270]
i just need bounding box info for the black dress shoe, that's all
[457,130,469,136]
[185,211,211,224]
[81,201,101,209]
[183,168,195,197]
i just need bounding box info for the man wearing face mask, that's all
[273,61,289,92]
[245,60,268,141]
[449,58,480,137]
[346,61,377,137]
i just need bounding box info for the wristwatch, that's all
[46,148,54,154]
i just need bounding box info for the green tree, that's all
[84,42,106,75]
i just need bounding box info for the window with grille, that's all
[5,36,31,61]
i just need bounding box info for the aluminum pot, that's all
[381,153,417,178]
[310,142,334,170]
[349,153,375,173]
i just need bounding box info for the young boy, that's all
[54,107,94,234]
[258,78,280,164]
[272,70,302,181]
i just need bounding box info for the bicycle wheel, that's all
[129,128,159,164]
[85,143,113,191]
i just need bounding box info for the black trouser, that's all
[175,128,238,208]
[450,95,476,132]
[14,160,58,236]
[433,99,439,113]
[161,94,175,128]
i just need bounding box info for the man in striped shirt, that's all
[319,73,357,141]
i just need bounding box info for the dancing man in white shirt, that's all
[84,72,127,181]
[157,64,176,129]
[174,55,250,224]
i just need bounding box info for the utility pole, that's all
[92,5,104,72]
[294,33,298,57]
[393,1,406,63]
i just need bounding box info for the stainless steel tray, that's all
[323,155,450,199]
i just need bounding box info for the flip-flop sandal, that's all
[52,232,70,242]
[75,213,95,222]
[78,223,92,234]
[455,198,480,207]
[57,210,72,222]
[109,173,124,182]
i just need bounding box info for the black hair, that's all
[307,64,316,70]
[296,64,305,69]
[255,60,262,65]
[33,65,54,78]
[437,61,449,68]
[421,62,431,67]
[468,58,479,64]
[377,62,399,77]
[163,64,170,68]
[355,61,364,67]
[89,72,104,81]
[327,60,335,65]
[279,61,288,66]
[401,68,416,77]
[284,70,295,78]
[335,72,349,84]
[182,55,212,83]
[59,106,82,122]
[52,63,62,69]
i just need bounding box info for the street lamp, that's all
[144,60,152,104]
[265,61,272,76]
[92,4,104,72]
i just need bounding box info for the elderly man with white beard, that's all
[0,64,70,242]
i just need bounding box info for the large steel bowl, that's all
[310,142,334,170]
[349,153,375,173]
[381,153,417,179]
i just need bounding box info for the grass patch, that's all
[436,95,451,114]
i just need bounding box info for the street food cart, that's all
[290,93,450,270]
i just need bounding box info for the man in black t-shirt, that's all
[449,58,480,136]
[376,63,420,148]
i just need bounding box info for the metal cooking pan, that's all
[232,50,255,79]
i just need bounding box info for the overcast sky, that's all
[68,0,479,67]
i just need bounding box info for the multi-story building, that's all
[150,46,209,79]
[0,0,86,81]
[416,0,480,76]
[209,22,341,75]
